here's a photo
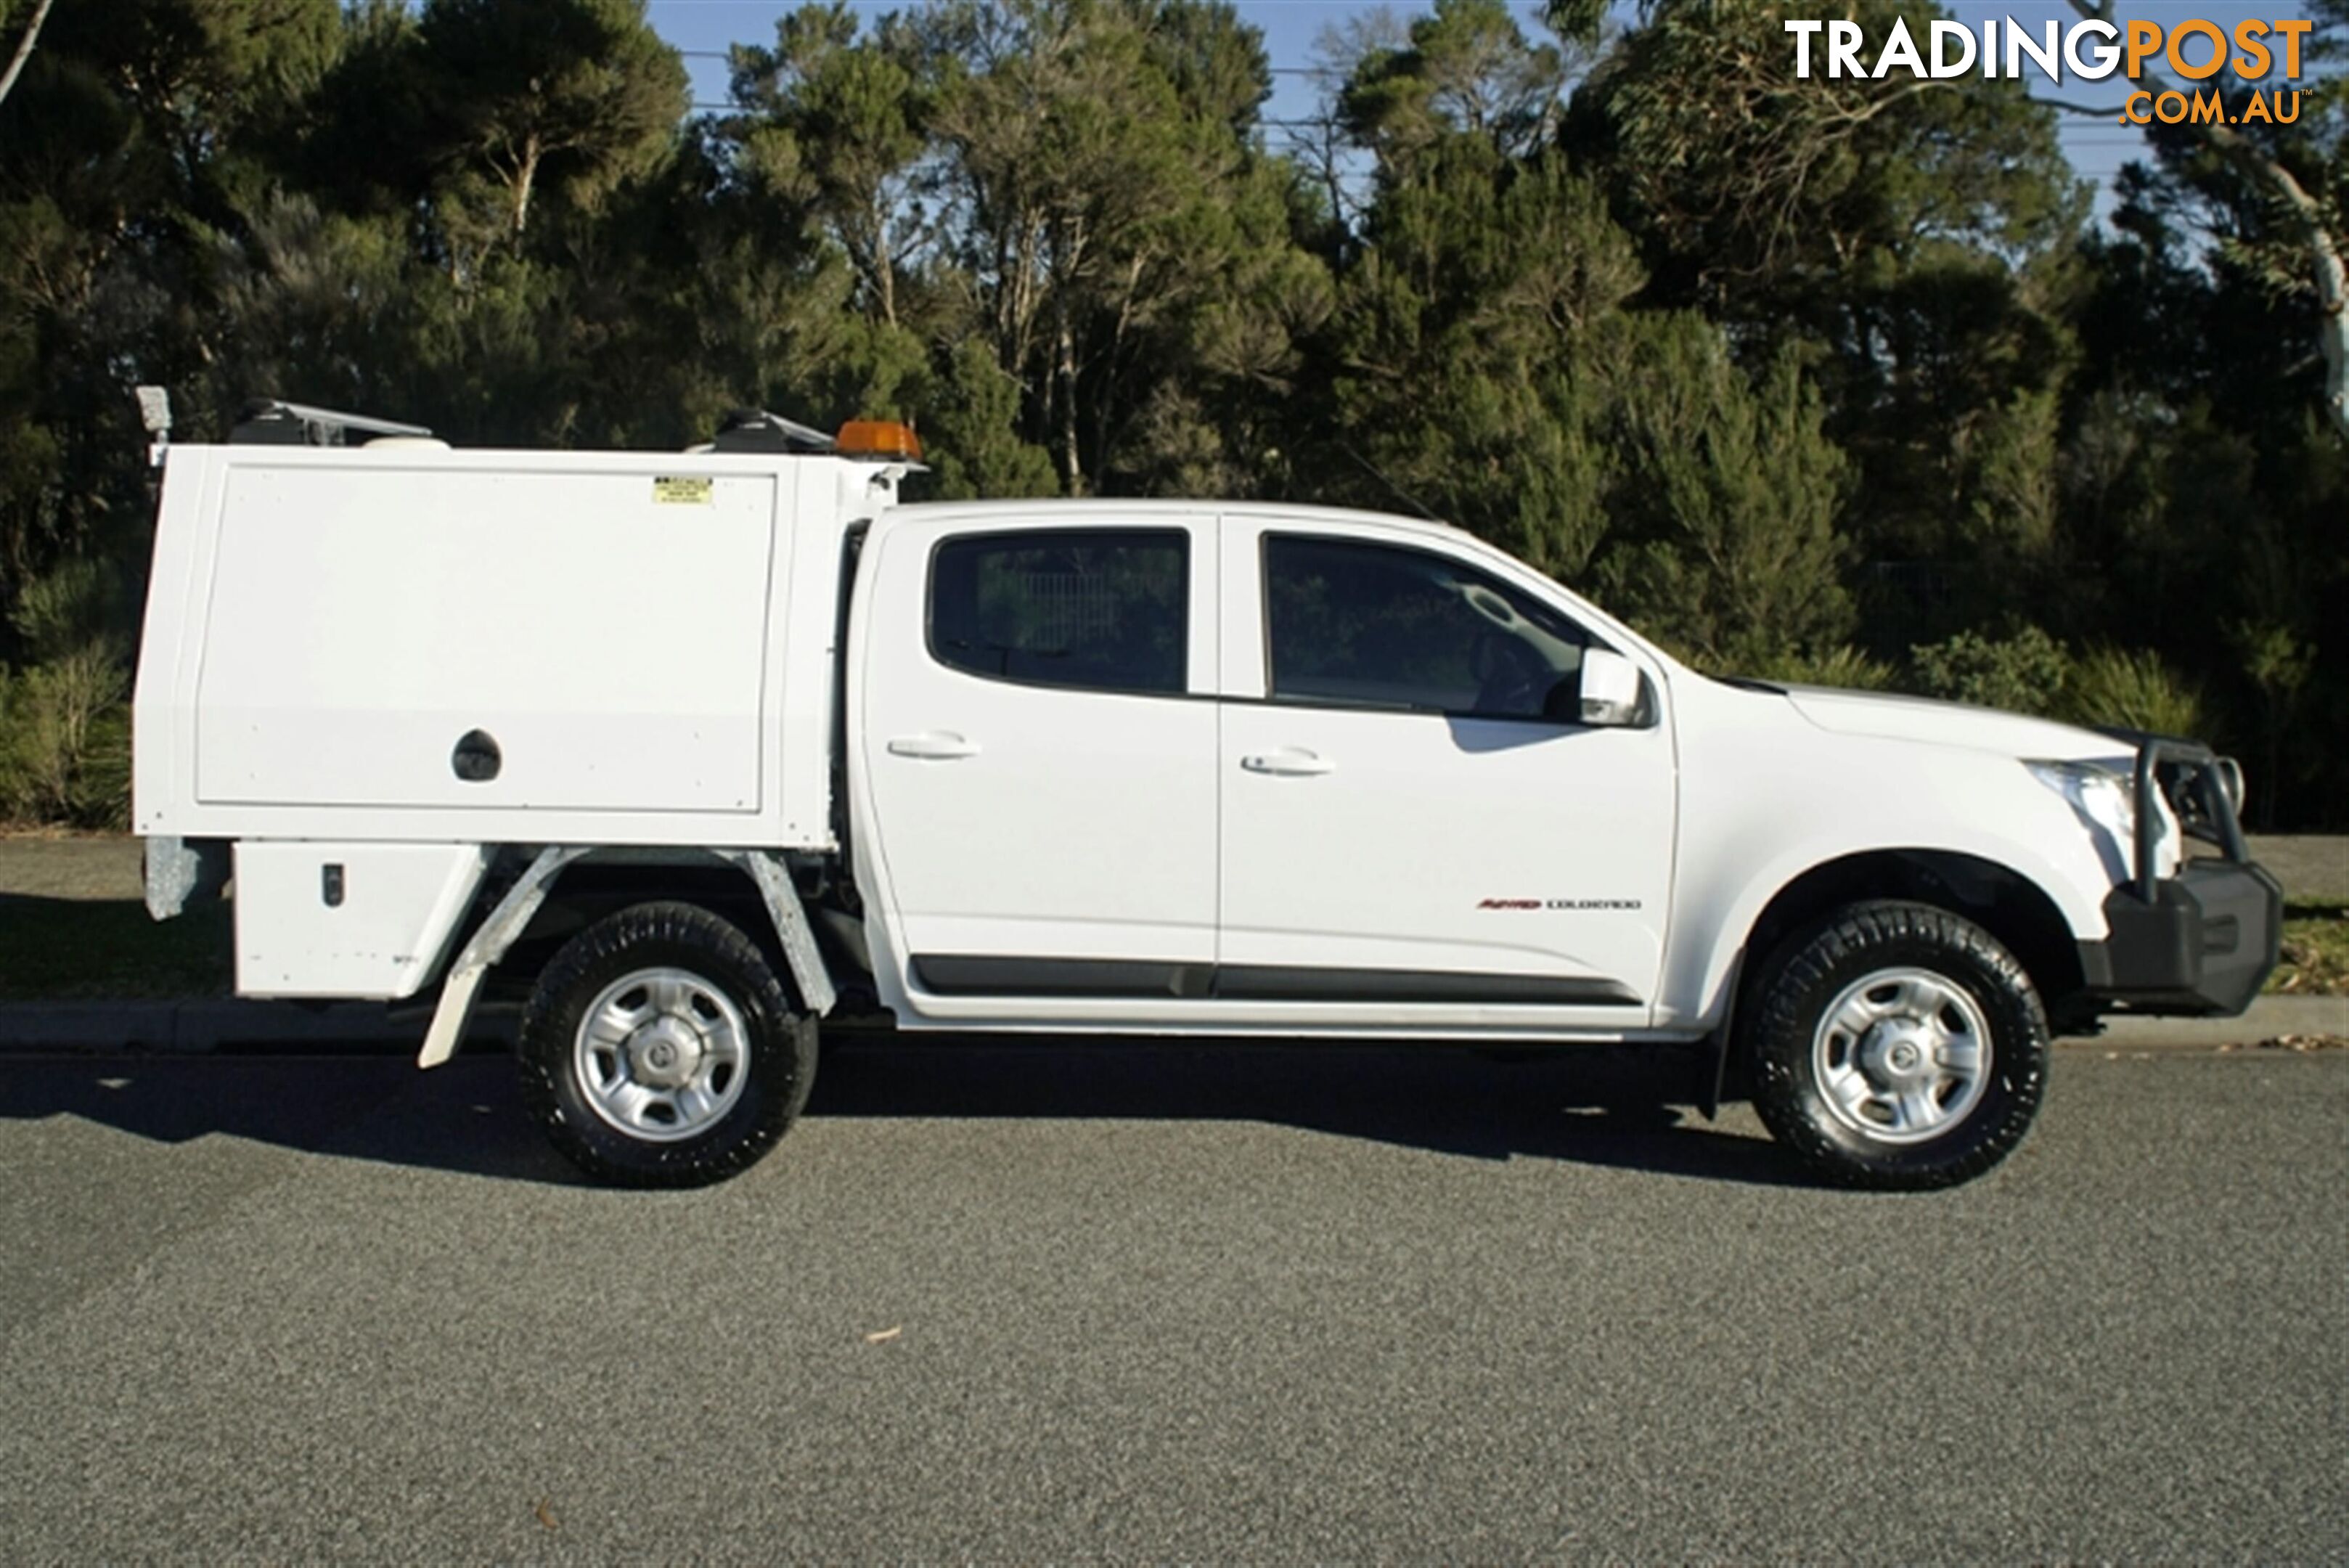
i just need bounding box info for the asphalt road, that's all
[0,1040,2342,1562]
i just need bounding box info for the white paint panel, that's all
[1216,517,1678,1020]
[234,841,486,998]
[1656,673,2120,1029]
[854,510,1220,979]
[194,462,777,813]
[1217,704,1675,1003]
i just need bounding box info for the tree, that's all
[417,0,687,241]
[2059,0,2346,442]
[730,3,935,328]
[1307,4,1637,571]
[0,0,342,606]
[0,0,2338,828]
[921,337,1058,497]
[1341,0,1570,168]
[1565,0,2089,650]
[1567,0,2081,311]
[0,0,54,113]
[1596,324,1855,669]
[2068,142,2348,825]
[922,0,1309,494]
[1323,137,1637,577]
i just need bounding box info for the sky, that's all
[644,0,2326,215]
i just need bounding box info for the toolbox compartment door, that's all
[192,462,779,814]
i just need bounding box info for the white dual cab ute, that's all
[130,399,2281,1189]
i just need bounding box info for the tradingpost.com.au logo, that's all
[1786,15,2313,126]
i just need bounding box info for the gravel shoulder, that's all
[0,833,142,900]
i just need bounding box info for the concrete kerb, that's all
[2056,993,2346,1050]
[0,995,2336,1057]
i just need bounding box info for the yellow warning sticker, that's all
[653,475,714,505]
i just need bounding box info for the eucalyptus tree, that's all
[0,0,53,113]
[920,0,1312,495]
[1562,0,2089,645]
[2059,0,2346,443]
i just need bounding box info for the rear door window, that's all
[928,529,1188,695]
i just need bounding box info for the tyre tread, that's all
[1746,899,2048,1191]
[516,901,814,1188]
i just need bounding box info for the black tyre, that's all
[1744,900,2047,1191]
[517,902,815,1188]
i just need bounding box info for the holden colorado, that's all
[128,399,2281,1188]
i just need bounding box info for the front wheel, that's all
[518,902,815,1188]
[1745,901,2048,1190]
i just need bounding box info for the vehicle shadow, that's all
[0,1034,1813,1189]
[814,1034,1808,1186]
[0,894,232,1003]
[0,1053,577,1183]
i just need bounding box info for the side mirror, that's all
[1577,648,1649,728]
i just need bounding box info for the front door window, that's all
[1265,535,1591,721]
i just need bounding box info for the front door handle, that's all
[1241,748,1336,777]
[888,732,981,761]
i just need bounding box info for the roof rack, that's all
[232,399,436,447]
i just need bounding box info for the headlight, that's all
[2027,760,2138,851]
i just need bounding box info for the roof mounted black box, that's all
[711,409,835,454]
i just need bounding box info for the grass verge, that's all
[2271,902,2349,996]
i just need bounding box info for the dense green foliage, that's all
[0,0,2340,826]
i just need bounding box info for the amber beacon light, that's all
[836,419,923,461]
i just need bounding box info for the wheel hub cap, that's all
[1862,1025,1934,1086]
[1812,967,1993,1146]
[571,967,751,1143]
[626,1018,703,1089]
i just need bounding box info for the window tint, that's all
[930,529,1188,695]
[1265,535,1590,720]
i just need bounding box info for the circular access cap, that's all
[452,730,502,783]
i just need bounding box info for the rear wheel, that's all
[518,902,814,1188]
[1745,901,2048,1190]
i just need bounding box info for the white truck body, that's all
[136,444,875,850]
[129,426,2281,1186]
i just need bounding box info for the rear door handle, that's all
[888,732,981,761]
[1241,748,1335,777]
